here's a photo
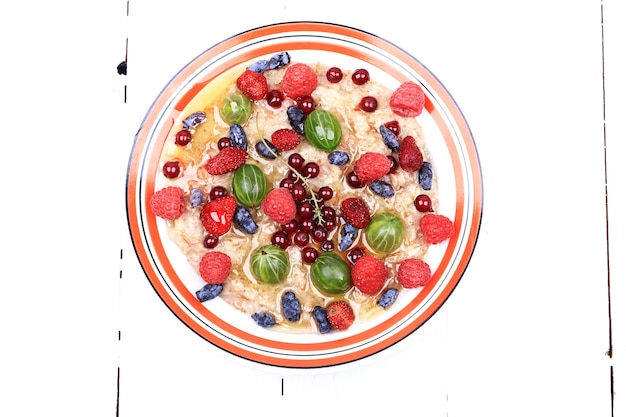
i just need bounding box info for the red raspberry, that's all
[389,81,426,117]
[236,69,268,100]
[398,135,423,172]
[205,146,248,175]
[419,213,455,244]
[352,255,388,295]
[200,195,237,236]
[282,63,318,99]
[149,186,186,220]
[261,188,297,225]
[340,197,371,229]
[397,258,431,288]
[271,128,301,151]
[326,300,355,330]
[354,152,391,182]
[198,251,232,284]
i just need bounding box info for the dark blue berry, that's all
[377,288,398,309]
[369,179,395,197]
[247,59,269,73]
[255,139,279,159]
[281,291,301,322]
[328,150,350,166]
[338,224,358,251]
[229,124,247,149]
[234,205,258,234]
[312,306,332,334]
[189,187,203,207]
[286,105,305,135]
[195,283,223,302]
[251,312,276,328]
[268,52,291,70]
[419,162,433,190]
[182,111,206,130]
[379,125,400,152]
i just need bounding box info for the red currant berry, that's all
[163,161,181,178]
[271,231,290,249]
[320,240,335,252]
[288,153,305,170]
[326,67,343,83]
[291,184,307,201]
[414,194,433,212]
[300,218,315,232]
[359,96,378,112]
[312,226,328,243]
[384,120,401,136]
[280,178,295,190]
[302,162,320,178]
[293,230,309,247]
[203,234,219,249]
[318,186,334,201]
[352,68,370,85]
[281,219,299,234]
[217,137,231,149]
[298,201,314,218]
[301,247,319,264]
[321,206,336,220]
[323,218,337,231]
[266,89,284,108]
[388,156,399,174]
[296,95,316,115]
[346,171,365,188]
[209,186,228,200]
[347,247,365,264]
[175,130,192,146]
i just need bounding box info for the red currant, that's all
[266,89,284,108]
[296,95,315,115]
[163,161,181,178]
[320,240,335,252]
[209,186,228,200]
[352,68,370,85]
[323,218,337,231]
[414,194,433,212]
[293,230,309,247]
[298,201,314,218]
[301,247,319,264]
[347,247,365,264]
[321,206,336,220]
[326,67,343,83]
[302,162,320,178]
[175,130,192,146]
[271,231,291,249]
[300,218,315,232]
[291,184,307,201]
[203,234,219,249]
[359,96,378,112]
[384,120,401,136]
[388,156,399,174]
[312,226,328,243]
[288,153,305,170]
[280,178,295,190]
[318,186,334,201]
[281,219,299,234]
[217,137,231,149]
[346,171,365,188]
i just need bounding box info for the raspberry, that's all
[419,213,455,244]
[149,186,186,220]
[354,152,391,182]
[200,195,237,236]
[352,255,388,295]
[236,69,268,100]
[397,258,431,288]
[398,135,423,172]
[261,188,297,225]
[326,300,355,330]
[205,146,248,175]
[198,251,232,284]
[340,197,371,229]
[282,63,318,99]
[271,128,301,151]
[389,81,425,117]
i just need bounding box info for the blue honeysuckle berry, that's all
[328,150,350,166]
[251,312,276,328]
[377,288,399,309]
[189,188,203,207]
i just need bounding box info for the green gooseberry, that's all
[304,109,342,152]
[220,91,252,125]
[365,212,405,253]
[232,164,269,207]
[250,245,290,284]
[310,252,351,295]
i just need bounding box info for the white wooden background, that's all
[0,0,623,416]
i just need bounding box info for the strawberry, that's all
[198,251,232,284]
[200,195,237,236]
[352,255,388,295]
[261,188,297,225]
[271,128,301,151]
[397,258,431,288]
[340,197,371,229]
[282,63,318,99]
[419,213,455,244]
[354,152,391,182]
[236,69,268,100]
[326,300,355,330]
[398,135,424,172]
[149,186,186,220]
[389,81,426,117]
[205,146,248,175]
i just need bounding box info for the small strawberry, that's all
[271,128,301,151]
[352,255,388,295]
[150,186,186,220]
[282,63,318,99]
[205,146,248,175]
[326,300,355,330]
[198,251,232,284]
[354,152,391,182]
[398,135,424,172]
[389,81,426,117]
[261,188,297,225]
[397,258,431,288]
[340,197,371,229]
[419,213,455,244]
[200,195,237,236]
[236,69,268,100]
